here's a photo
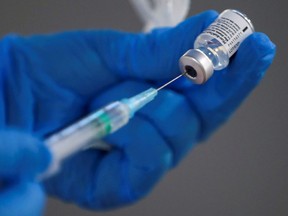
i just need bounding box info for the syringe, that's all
[42,74,183,179]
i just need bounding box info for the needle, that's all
[157,73,184,91]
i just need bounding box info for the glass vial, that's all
[179,9,255,84]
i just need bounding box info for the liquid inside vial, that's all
[194,35,229,70]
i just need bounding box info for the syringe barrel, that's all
[44,101,130,178]
[42,88,157,179]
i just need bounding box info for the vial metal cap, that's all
[179,49,214,84]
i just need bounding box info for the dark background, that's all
[0,1,287,216]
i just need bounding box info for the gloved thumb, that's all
[86,10,218,80]
[0,130,51,179]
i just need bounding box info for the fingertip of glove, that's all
[243,32,276,61]
[214,33,276,102]
[36,141,52,173]
[247,33,276,82]
[229,32,276,81]
[15,132,52,175]
[0,130,51,177]
[19,138,52,178]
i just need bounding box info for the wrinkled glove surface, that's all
[0,10,276,210]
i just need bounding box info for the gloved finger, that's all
[90,81,200,166]
[216,32,276,97]
[0,181,46,216]
[0,130,51,178]
[85,10,218,80]
[44,116,171,210]
[183,32,276,140]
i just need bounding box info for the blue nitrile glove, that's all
[0,10,275,210]
[0,130,50,216]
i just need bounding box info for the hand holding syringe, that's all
[43,9,256,179]
[42,75,183,179]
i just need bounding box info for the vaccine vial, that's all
[179,9,255,84]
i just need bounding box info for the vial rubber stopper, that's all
[179,49,214,84]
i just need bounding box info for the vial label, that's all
[202,10,254,57]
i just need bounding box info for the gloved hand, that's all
[0,130,50,216]
[0,10,275,210]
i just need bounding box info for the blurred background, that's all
[0,1,287,216]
